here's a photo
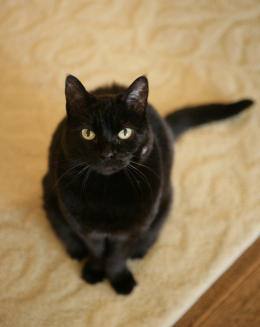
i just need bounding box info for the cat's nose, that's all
[100,151,114,159]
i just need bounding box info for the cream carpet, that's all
[0,1,260,326]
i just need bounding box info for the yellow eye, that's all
[118,128,133,140]
[81,129,95,140]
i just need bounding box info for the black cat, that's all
[42,75,253,295]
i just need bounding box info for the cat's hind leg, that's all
[42,174,88,260]
[131,189,172,259]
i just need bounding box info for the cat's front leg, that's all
[82,233,106,284]
[105,238,137,295]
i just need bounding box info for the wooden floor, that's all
[174,237,260,327]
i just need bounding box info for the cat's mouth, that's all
[96,166,121,175]
[93,160,129,176]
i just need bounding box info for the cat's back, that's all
[147,105,174,152]
[146,104,174,182]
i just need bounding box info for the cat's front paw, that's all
[67,246,88,261]
[110,270,137,295]
[82,262,105,284]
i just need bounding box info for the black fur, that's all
[165,99,253,139]
[42,75,253,295]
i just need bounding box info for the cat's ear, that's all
[124,76,149,111]
[65,74,95,117]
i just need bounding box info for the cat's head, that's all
[63,75,153,175]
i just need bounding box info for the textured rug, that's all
[0,1,259,326]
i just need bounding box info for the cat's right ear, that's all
[65,74,95,117]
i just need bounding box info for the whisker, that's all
[54,161,87,188]
[75,164,90,179]
[64,164,90,190]
[81,168,92,195]
[128,164,153,197]
[130,160,160,179]
[128,166,147,196]
[124,168,139,197]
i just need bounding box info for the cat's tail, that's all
[165,99,254,139]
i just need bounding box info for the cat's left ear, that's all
[124,76,149,111]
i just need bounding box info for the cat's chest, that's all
[82,174,150,212]
[78,170,150,199]
[63,171,159,233]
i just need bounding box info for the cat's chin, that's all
[94,166,124,176]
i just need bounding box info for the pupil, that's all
[87,130,90,136]
[124,129,127,135]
